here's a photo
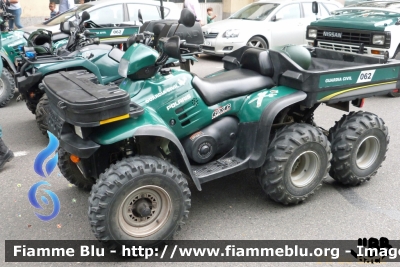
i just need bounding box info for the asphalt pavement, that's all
[1,55,400,267]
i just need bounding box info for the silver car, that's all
[202,0,342,56]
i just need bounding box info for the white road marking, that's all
[14,151,28,157]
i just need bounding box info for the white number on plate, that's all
[357,70,376,83]
[110,29,124,36]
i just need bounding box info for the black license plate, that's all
[202,45,215,51]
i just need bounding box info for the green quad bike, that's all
[18,11,202,136]
[43,9,392,249]
[0,0,29,108]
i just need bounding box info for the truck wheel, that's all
[88,156,191,249]
[0,69,15,108]
[257,123,331,205]
[328,111,389,186]
[58,148,94,190]
[35,94,49,136]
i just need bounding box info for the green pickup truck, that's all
[306,1,400,57]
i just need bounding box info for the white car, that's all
[202,0,343,56]
[21,0,181,43]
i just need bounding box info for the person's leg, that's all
[14,8,23,29]
[6,8,15,30]
[0,125,2,138]
[0,125,14,170]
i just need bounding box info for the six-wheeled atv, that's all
[41,9,392,250]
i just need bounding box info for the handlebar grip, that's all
[181,42,202,50]
[143,31,154,36]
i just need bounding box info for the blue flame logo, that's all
[28,181,60,221]
[29,131,61,221]
[34,131,59,177]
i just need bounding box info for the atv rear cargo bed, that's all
[224,47,400,107]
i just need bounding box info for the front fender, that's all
[91,107,202,190]
[1,52,17,73]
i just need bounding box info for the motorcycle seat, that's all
[192,68,275,106]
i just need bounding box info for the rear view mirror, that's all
[312,1,318,15]
[138,9,143,24]
[69,21,76,33]
[81,11,90,22]
[60,21,70,34]
[272,13,283,21]
[178,8,195,28]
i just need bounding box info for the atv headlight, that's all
[118,58,129,78]
[308,29,317,39]
[372,35,385,45]
[223,29,240,38]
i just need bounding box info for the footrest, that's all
[192,157,242,178]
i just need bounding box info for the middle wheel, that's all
[257,123,331,205]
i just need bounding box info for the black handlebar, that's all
[180,42,202,51]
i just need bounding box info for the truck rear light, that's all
[392,89,399,93]
[352,98,365,108]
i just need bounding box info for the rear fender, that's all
[247,88,307,168]
[91,108,201,190]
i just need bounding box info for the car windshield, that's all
[346,1,400,9]
[44,4,93,26]
[229,3,279,21]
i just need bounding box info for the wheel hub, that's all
[290,151,321,188]
[132,199,152,218]
[356,136,380,170]
[119,185,172,238]
[0,78,5,96]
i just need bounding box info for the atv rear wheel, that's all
[0,69,16,108]
[35,94,49,136]
[328,111,389,186]
[88,156,191,250]
[256,123,331,205]
[387,89,400,97]
[58,148,95,190]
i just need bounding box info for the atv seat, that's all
[193,48,274,106]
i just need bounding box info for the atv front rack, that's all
[22,54,76,64]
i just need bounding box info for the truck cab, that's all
[306,1,400,58]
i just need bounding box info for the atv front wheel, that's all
[58,148,95,190]
[36,94,49,136]
[0,69,16,108]
[328,111,389,186]
[88,156,191,250]
[256,123,331,205]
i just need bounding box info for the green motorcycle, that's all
[42,8,392,249]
